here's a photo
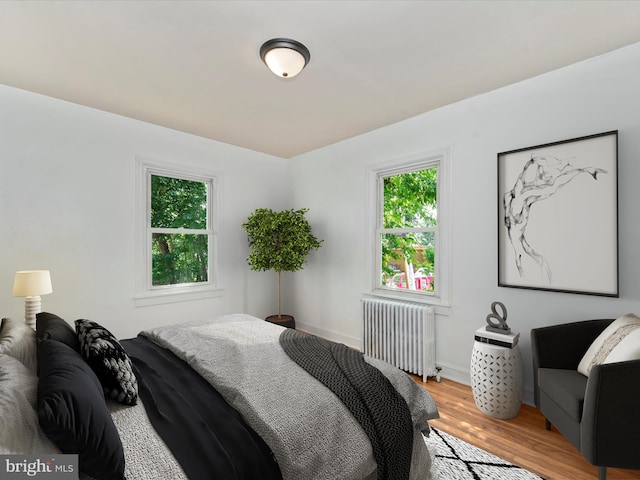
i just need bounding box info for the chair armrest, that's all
[580,359,640,469]
[530,319,613,407]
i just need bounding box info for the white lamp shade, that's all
[12,270,53,297]
[263,47,307,78]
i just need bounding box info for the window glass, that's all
[382,232,435,292]
[383,169,437,228]
[149,174,211,287]
[379,166,438,295]
[151,175,207,229]
[151,233,208,286]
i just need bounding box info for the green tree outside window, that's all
[150,175,209,286]
[381,168,438,292]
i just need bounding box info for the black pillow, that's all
[75,319,138,406]
[37,339,125,480]
[36,312,80,352]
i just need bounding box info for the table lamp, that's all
[12,270,53,329]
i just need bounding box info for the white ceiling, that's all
[2,1,640,158]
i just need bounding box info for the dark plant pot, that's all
[266,314,295,329]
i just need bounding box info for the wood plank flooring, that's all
[412,376,640,480]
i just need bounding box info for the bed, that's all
[0,312,439,480]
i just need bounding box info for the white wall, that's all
[289,42,640,403]
[3,42,640,406]
[0,85,289,339]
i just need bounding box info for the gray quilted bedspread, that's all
[142,314,437,480]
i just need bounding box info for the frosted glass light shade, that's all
[13,270,53,297]
[263,47,306,78]
[260,38,310,78]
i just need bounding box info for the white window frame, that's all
[368,148,451,307]
[135,157,223,307]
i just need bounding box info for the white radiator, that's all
[362,298,437,382]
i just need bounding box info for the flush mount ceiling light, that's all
[260,38,310,78]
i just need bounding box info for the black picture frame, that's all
[497,131,618,297]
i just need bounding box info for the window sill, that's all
[134,285,225,307]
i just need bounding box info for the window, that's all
[136,158,221,306]
[370,149,450,304]
[150,175,209,286]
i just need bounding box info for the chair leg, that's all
[545,418,551,430]
[598,466,606,480]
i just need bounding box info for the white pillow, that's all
[0,317,37,374]
[0,354,59,454]
[577,313,640,376]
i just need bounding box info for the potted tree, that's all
[242,208,322,328]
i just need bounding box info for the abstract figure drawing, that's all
[503,155,606,282]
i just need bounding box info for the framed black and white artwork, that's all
[497,131,618,297]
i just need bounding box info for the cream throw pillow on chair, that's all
[578,313,640,376]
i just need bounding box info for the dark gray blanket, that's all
[279,328,414,480]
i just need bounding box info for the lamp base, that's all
[24,295,42,330]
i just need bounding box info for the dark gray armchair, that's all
[531,319,640,480]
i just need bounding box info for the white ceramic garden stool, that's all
[470,340,523,419]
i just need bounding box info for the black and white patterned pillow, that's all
[75,319,138,405]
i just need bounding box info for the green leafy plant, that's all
[242,208,322,318]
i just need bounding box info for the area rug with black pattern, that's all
[424,428,546,480]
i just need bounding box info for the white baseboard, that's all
[522,389,534,407]
[435,362,470,386]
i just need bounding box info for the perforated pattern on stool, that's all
[470,342,523,419]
